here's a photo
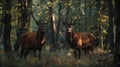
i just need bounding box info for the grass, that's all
[0,45,115,67]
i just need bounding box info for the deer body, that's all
[66,31,95,48]
[20,12,48,58]
[66,31,96,59]
[21,32,45,49]
[20,30,46,58]
[63,23,96,60]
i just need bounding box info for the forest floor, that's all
[0,45,114,67]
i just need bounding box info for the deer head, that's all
[62,16,77,33]
[62,10,85,33]
[30,12,49,32]
[31,12,49,41]
[37,20,48,32]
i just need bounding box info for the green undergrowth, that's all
[0,47,114,67]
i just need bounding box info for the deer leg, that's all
[20,46,25,58]
[29,48,36,57]
[78,48,81,60]
[20,49,23,58]
[38,51,41,58]
[33,49,37,57]
[38,48,42,58]
[24,48,29,59]
[14,38,21,52]
[73,49,77,60]
[83,46,90,57]
[88,45,94,57]
[85,45,92,58]
[84,46,87,54]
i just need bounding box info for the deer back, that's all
[72,32,96,47]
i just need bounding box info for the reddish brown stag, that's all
[63,18,96,60]
[20,13,48,58]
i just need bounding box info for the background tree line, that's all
[0,0,120,66]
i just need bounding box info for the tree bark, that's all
[108,0,114,53]
[14,0,31,52]
[56,0,62,48]
[49,0,57,51]
[0,10,3,43]
[114,0,120,66]
[2,0,12,54]
[98,0,104,52]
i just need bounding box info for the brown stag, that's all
[20,13,48,58]
[63,18,96,60]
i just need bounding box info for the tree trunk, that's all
[56,0,62,48]
[108,0,114,53]
[27,0,32,28]
[14,0,31,52]
[0,7,3,43]
[2,0,12,58]
[84,0,87,26]
[100,24,104,52]
[114,0,120,66]
[49,0,56,51]
[98,0,104,52]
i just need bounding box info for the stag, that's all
[20,12,48,58]
[63,17,96,60]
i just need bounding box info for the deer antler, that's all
[30,12,41,25]
[71,11,85,25]
[71,16,77,25]
[62,13,70,26]
[44,18,49,25]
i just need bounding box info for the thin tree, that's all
[114,0,120,66]
[0,2,3,43]
[2,0,12,58]
[49,0,57,51]
[108,0,114,53]
[98,0,104,52]
[84,0,87,28]
[56,0,62,47]
[14,0,32,52]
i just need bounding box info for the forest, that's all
[0,0,120,67]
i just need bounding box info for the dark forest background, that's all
[0,0,120,67]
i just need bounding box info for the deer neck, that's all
[36,30,45,42]
[66,31,74,43]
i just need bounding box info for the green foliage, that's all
[5,0,109,48]
[0,0,116,66]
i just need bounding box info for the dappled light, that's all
[0,0,119,67]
